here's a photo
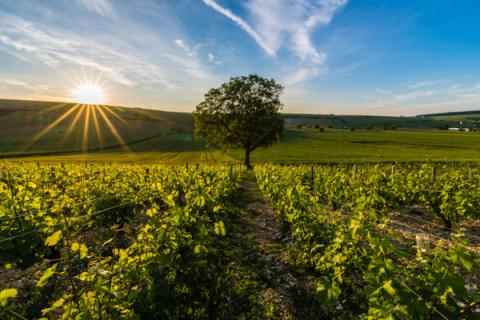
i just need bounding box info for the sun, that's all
[73,84,104,104]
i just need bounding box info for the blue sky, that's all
[0,0,479,116]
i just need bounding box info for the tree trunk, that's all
[245,147,252,169]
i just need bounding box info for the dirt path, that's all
[217,171,326,319]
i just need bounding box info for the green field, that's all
[2,98,480,163]
[230,128,480,163]
[9,128,480,164]
[0,99,200,156]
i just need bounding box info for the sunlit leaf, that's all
[0,288,18,306]
[45,230,62,246]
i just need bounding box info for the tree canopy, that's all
[194,74,284,168]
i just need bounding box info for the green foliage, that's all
[0,162,244,319]
[255,164,480,319]
[2,161,480,319]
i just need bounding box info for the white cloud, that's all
[392,90,435,102]
[75,0,113,16]
[375,88,391,94]
[402,79,449,89]
[0,35,37,52]
[174,39,201,58]
[247,0,347,63]
[208,52,215,61]
[246,0,347,63]
[202,0,275,56]
[203,0,347,84]
[284,67,324,86]
[0,12,218,90]
[0,77,29,87]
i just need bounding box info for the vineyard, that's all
[1,162,479,319]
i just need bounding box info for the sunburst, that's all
[24,77,132,153]
[72,84,104,105]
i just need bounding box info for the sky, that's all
[0,0,480,116]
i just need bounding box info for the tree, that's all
[194,74,284,169]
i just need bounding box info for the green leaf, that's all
[0,288,18,306]
[455,246,474,271]
[45,230,62,246]
[79,244,88,259]
[37,264,58,288]
[439,286,454,305]
[382,280,396,296]
[146,208,158,217]
[214,221,226,236]
[71,242,80,252]
[41,297,65,315]
[166,193,176,207]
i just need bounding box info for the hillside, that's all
[0,99,200,156]
[284,113,456,129]
[0,98,470,162]
[420,110,480,127]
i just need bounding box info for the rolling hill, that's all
[1,98,477,163]
[284,113,456,129]
[0,99,200,157]
[420,110,480,127]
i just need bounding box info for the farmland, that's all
[3,0,480,318]
[1,162,480,319]
[3,99,480,164]
[1,100,480,319]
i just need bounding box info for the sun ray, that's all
[60,105,86,147]
[91,105,104,149]
[42,102,70,113]
[97,105,130,152]
[82,105,92,152]
[102,106,132,129]
[24,104,82,151]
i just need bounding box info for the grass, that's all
[228,128,480,163]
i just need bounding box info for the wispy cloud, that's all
[246,0,347,63]
[75,0,113,16]
[202,0,347,84]
[392,90,435,102]
[402,79,449,89]
[201,0,274,56]
[284,67,325,86]
[0,77,29,87]
[0,11,218,91]
[175,39,201,58]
